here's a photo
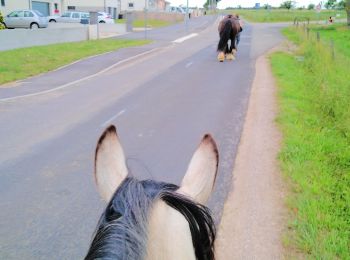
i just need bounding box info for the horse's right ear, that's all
[178,134,219,204]
[94,125,128,202]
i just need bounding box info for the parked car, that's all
[169,6,186,14]
[3,10,48,29]
[97,12,115,24]
[48,11,114,24]
[48,11,89,23]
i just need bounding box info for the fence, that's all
[132,11,186,23]
[0,23,127,51]
[293,20,336,60]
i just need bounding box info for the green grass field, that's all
[224,9,347,23]
[309,24,350,57]
[270,25,350,258]
[116,18,173,28]
[0,38,151,85]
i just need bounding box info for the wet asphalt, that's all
[0,15,287,259]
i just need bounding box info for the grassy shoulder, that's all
[283,23,350,57]
[270,26,349,258]
[0,38,151,85]
[116,18,173,28]
[224,9,346,23]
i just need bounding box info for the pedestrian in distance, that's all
[235,14,244,46]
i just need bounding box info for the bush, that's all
[308,3,315,10]
[0,11,5,30]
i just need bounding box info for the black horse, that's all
[217,14,241,62]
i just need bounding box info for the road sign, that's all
[316,3,321,13]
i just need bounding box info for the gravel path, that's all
[216,50,287,259]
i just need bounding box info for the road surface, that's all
[0,15,286,259]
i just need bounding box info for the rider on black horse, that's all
[217,14,243,61]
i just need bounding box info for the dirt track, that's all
[216,50,287,259]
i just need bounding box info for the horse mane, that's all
[161,192,216,260]
[85,177,216,260]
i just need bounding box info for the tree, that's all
[308,3,315,10]
[0,11,5,30]
[325,0,337,9]
[336,0,346,9]
[346,0,350,26]
[280,1,294,10]
[204,0,221,9]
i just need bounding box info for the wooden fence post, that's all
[331,39,335,59]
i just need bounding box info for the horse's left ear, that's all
[94,125,128,202]
[178,134,219,204]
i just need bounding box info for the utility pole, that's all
[346,0,350,26]
[185,0,189,32]
[144,0,148,39]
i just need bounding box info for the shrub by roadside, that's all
[0,11,5,30]
[271,25,349,258]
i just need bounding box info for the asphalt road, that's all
[0,15,286,259]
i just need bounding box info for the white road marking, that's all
[185,62,193,68]
[172,33,198,43]
[101,109,126,127]
[0,48,159,103]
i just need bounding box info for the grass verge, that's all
[116,18,173,28]
[0,38,151,85]
[223,9,347,23]
[270,26,349,258]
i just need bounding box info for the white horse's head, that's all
[86,125,219,260]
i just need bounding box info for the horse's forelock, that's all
[85,178,154,260]
[85,178,215,260]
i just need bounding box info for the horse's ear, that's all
[179,134,219,204]
[94,125,128,202]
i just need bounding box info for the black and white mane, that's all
[86,125,219,260]
[85,177,215,260]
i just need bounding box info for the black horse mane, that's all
[161,191,216,260]
[85,177,216,260]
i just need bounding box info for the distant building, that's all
[254,3,260,9]
[0,0,118,17]
[120,0,166,13]
[0,0,167,17]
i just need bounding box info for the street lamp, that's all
[185,0,189,32]
[144,0,148,39]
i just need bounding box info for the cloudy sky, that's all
[168,0,324,9]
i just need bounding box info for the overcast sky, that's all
[168,0,324,8]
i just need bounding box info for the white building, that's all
[1,0,167,17]
[0,0,119,18]
[121,0,166,12]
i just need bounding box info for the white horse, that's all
[85,125,219,260]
